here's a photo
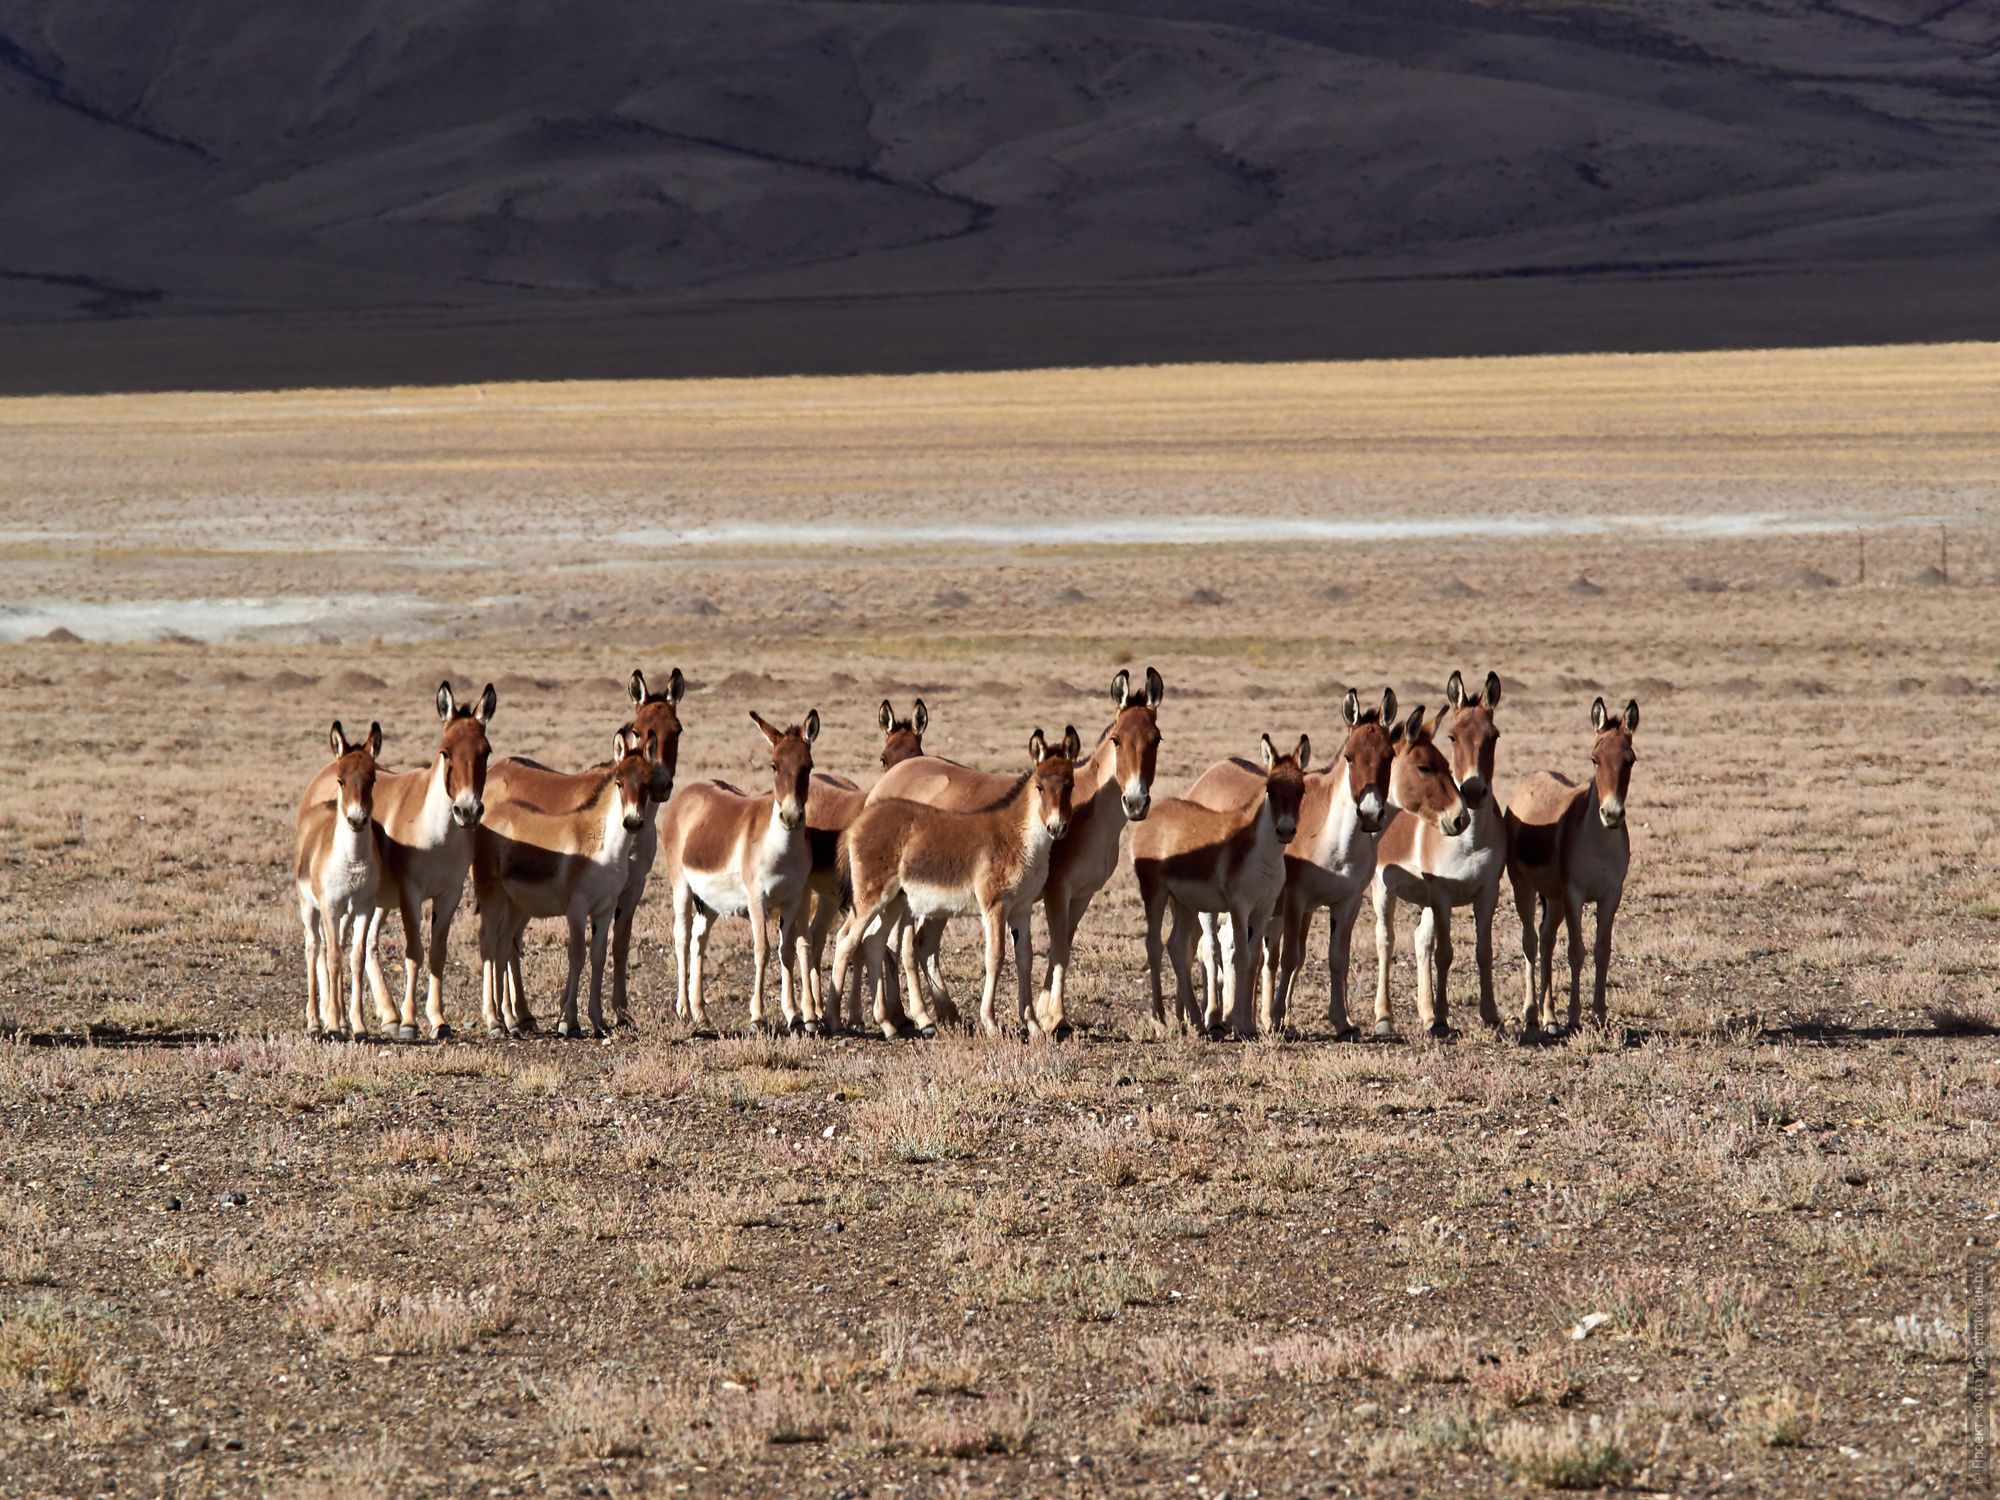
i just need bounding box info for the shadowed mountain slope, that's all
[2,0,1996,391]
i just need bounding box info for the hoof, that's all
[1331,1026,1360,1043]
[1426,1023,1459,1042]
[506,1025,525,1039]
[397,1025,419,1044]
[432,1023,454,1041]
[918,1023,938,1039]
[787,1016,806,1037]
[305,1025,325,1040]
[1051,1020,1075,1043]
[1372,1019,1397,1039]
[487,1025,506,1039]
[556,1021,577,1039]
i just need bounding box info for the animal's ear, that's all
[803,709,820,744]
[1444,670,1466,709]
[1623,699,1640,733]
[1295,733,1312,771]
[1028,728,1048,765]
[644,728,659,761]
[1483,670,1502,709]
[667,666,685,705]
[1111,668,1131,706]
[366,722,383,757]
[1145,666,1165,708]
[477,683,498,724]
[913,698,928,736]
[749,710,781,746]
[1380,687,1398,727]
[1591,696,1608,732]
[879,699,894,734]
[613,728,633,760]
[329,721,348,756]
[1062,724,1082,761]
[1403,705,1428,742]
[435,682,454,720]
[1260,733,1277,771]
[629,669,647,706]
[1342,688,1360,727]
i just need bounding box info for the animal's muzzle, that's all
[1599,803,1625,829]
[345,810,369,831]
[1444,807,1472,837]
[1276,818,1299,843]
[453,797,485,828]
[624,813,645,832]
[1122,792,1151,821]
[1048,817,1071,841]
[780,806,805,830]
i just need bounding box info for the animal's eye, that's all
[1109,735,1120,747]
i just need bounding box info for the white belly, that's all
[686,865,751,917]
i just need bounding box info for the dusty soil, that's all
[2,346,1998,1496]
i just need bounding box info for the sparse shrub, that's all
[1730,1385,1816,1447]
[1488,1413,1635,1489]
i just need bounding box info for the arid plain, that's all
[2,344,1998,1495]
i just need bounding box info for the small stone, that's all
[162,1195,181,1212]
[222,1436,244,1451]
[820,1220,845,1233]
[169,1433,209,1454]
[218,1190,247,1208]
[1352,1401,1381,1420]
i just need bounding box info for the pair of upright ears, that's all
[1028,726,1084,763]
[629,667,687,707]
[750,709,820,746]
[328,720,383,757]
[1592,698,1641,734]
[436,681,498,724]
[879,699,929,735]
[1111,666,1166,709]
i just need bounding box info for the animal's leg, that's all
[976,905,1006,1036]
[1536,898,1561,1032]
[671,888,693,1022]
[364,908,396,1028]
[745,894,772,1033]
[1037,884,1073,1036]
[425,889,463,1038]
[1274,897,1310,1031]
[1429,897,1456,1037]
[396,899,424,1036]
[1141,883,1170,1032]
[609,891,639,1031]
[1590,894,1620,1029]
[1012,913,1036,1034]
[584,912,613,1036]
[1326,893,1363,1039]
[1514,879,1541,1033]
[343,907,370,1037]
[894,905,939,1035]
[557,910,587,1037]
[776,901,803,1033]
[1196,913,1221,1033]
[687,905,715,1029]
[1472,881,1502,1031]
[1563,892,1587,1033]
[1165,903,1199,1034]
[301,899,325,1036]
[1371,879,1397,1036]
[1413,904,1438,1034]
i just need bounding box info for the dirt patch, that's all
[711,670,790,696]
[1435,578,1478,598]
[326,669,388,693]
[660,593,722,616]
[795,591,843,614]
[206,667,253,686]
[932,589,973,610]
[1788,677,1834,697]
[1714,675,1762,697]
[1053,584,1093,604]
[1183,587,1227,606]
[1565,576,1606,596]
[1906,565,1950,588]
[1556,674,1603,694]
[1631,675,1676,696]
[265,669,316,690]
[72,666,117,688]
[38,626,82,643]
[1682,576,1729,594]
[1784,568,1840,590]
[1933,674,1978,695]
[1319,584,1349,603]
[496,673,555,696]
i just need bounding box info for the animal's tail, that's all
[836,833,855,914]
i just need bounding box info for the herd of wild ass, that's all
[295,667,1640,1048]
